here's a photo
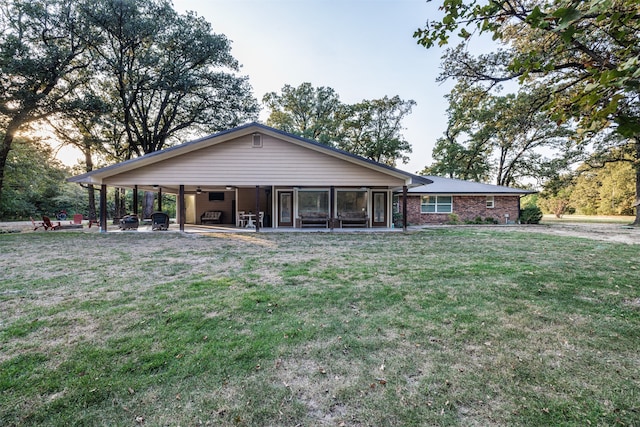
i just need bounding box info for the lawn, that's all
[1,229,638,426]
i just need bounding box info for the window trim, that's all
[486,196,495,209]
[420,195,452,214]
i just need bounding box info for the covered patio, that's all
[68,123,430,233]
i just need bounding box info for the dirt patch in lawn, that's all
[417,222,640,245]
[507,222,640,245]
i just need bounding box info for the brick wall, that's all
[401,195,521,225]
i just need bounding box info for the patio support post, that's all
[179,185,185,232]
[255,185,260,232]
[330,186,335,231]
[133,185,138,216]
[100,184,107,233]
[402,185,408,232]
[158,188,162,212]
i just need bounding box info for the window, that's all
[336,190,367,216]
[298,190,329,215]
[486,196,495,208]
[421,195,452,213]
[208,192,224,201]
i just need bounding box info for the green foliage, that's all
[414,0,640,224]
[0,0,92,204]
[0,0,260,218]
[263,83,344,144]
[520,204,543,224]
[82,0,259,158]
[392,211,404,227]
[539,150,637,216]
[447,213,459,224]
[463,216,498,225]
[0,138,75,219]
[264,83,415,166]
[423,82,577,187]
[337,96,415,166]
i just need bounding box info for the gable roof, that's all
[406,175,536,195]
[68,122,430,189]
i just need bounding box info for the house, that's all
[67,123,430,232]
[398,175,535,225]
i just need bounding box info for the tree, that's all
[422,84,574,186]
[0,136,69,219]
[81,0,259,217]
[47,91,112,221]
[415,0,640,224]
[264,83,415,166]
[0,0,91,210]
[337,96,414,166]
[84,0,258,156]
[263,83,344,144]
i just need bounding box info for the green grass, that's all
[1,230,639,426]
[541,214,636,224]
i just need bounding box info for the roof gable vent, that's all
[252,133,262,148]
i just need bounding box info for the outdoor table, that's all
[244,213,256,228]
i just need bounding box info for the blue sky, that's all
[173,0,452,174]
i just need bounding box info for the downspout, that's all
[158,188,163,212]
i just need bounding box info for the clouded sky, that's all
[172,0,451,174]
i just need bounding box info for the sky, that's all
[57,0,453,174]
[171,0,452,174]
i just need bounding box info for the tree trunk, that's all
[86,185,97,221]
[633,138,640,226]
[143,191,155,218]
[0,133,12,209]
[0,119,22,209]
[83,144,98,221]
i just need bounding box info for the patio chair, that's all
[258,211,264,228]
[118,214,139,230]
[151,212,170,231]
[42,216,61,230]
[237,211,246,227]
[30,217,45,231]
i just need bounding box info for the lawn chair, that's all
[42,216,61,230]
[30,217,45,231]
[151,212,169,231]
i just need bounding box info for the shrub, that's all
[392,212,403,227]
[520,205,543,224]
[447,213,460,224]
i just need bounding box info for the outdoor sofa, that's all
[337,211,369,227]
[200,210,222,224]
[299,212,330,228]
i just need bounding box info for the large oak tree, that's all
[415,0,640,224]
[0,0,91,207]
[264,83,414,166]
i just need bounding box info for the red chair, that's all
[42,216,61,230]
[30,217,45,231]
